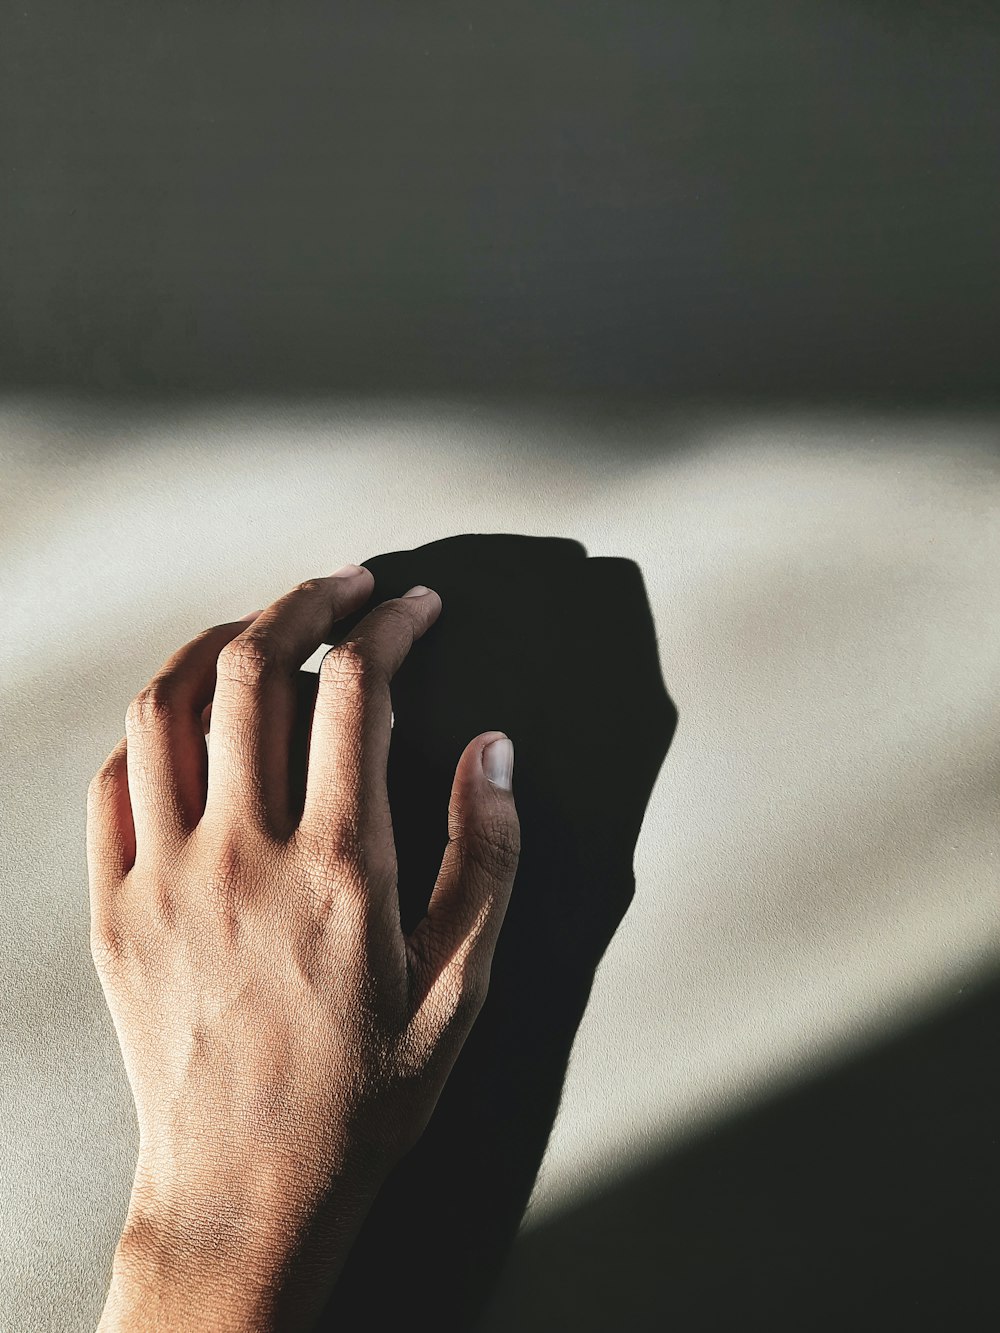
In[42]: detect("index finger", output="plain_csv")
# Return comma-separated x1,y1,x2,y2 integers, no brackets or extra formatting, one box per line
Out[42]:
204,565,376,837
297,585,442,886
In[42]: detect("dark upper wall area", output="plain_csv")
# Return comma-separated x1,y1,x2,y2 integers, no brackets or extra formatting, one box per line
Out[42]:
1,2,997,401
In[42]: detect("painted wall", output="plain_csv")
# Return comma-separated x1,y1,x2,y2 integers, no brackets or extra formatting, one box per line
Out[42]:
1,3,998,1328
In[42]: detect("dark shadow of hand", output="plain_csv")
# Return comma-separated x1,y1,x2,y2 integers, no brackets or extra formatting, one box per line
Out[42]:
290,534,676,1332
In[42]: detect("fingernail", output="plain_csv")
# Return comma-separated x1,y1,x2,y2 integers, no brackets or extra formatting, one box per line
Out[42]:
330,564,369,579
237,609,264,622
483,736,514,790
403,584,432,598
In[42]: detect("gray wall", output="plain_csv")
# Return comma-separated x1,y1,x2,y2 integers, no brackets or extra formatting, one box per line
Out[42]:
2,2,998,399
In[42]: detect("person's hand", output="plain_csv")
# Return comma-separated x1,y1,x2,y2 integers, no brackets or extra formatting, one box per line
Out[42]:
87,565,519,1329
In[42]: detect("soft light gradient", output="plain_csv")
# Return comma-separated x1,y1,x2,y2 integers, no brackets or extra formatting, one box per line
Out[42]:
1,397,998,1327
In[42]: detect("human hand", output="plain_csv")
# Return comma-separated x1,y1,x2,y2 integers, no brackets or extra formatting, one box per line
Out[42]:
87,565,519,1328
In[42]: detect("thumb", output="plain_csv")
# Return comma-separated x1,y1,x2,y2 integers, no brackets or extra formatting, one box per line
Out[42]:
409,731,520,995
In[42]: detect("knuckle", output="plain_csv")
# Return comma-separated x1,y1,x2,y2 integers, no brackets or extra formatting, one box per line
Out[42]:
296,820,396,910
207,830,253,893
89,916,125,973
385,598,418,629
465,815,521,877
382,601,418,646
201,842,257,936
294,576,328,598
327,822,369,879
298,815,365,878
216,635,276,690
321,640,375,690
88,761,119,802
125,680,175,731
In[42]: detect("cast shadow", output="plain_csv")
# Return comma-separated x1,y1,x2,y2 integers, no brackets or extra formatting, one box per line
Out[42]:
284,533,676,1330
476,968,1000,1333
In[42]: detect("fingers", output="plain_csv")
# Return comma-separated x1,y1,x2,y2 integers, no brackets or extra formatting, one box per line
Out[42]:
87,736,135,885
298,586,442,888
204,566,375,835
408,732,520,1000
122,617,265,858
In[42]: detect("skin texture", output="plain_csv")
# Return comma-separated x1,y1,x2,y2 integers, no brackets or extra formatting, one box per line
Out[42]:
86,566,520,1330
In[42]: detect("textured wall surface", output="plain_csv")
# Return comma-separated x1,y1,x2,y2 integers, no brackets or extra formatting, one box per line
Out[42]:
1,399,997,1329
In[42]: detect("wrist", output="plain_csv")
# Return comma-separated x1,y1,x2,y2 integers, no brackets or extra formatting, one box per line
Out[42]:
101,1156,388,1333
100,1217,287,1333
122,1161,310,1277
